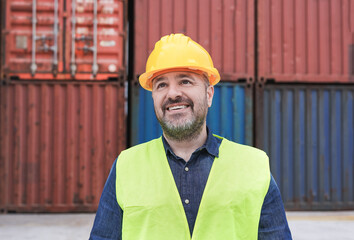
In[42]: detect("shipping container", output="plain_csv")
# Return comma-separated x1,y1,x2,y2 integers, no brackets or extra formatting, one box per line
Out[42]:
255,84,354,210
1,0,126,80
0,82,126,212
134,0,255,82
258,0,354,83
130,81,253,146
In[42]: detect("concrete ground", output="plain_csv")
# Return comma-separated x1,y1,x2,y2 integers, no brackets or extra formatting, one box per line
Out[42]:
286,211,354,240
0,211,353,239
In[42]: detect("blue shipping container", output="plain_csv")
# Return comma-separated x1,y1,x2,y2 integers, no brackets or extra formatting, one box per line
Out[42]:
130,82,253,146
257,84,354,210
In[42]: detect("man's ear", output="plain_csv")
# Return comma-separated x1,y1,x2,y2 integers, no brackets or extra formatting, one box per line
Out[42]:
207,85,214,107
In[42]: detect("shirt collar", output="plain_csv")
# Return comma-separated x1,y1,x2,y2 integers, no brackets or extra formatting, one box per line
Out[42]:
161,127,221,158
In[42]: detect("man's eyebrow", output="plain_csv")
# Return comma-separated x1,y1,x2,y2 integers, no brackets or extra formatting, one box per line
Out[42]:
152,75,167,85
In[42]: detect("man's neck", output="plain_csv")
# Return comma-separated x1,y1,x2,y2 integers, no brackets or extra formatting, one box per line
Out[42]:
163,126,208,162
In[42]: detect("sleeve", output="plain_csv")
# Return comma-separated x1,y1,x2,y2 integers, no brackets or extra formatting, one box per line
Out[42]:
89,158,123,240
258,175,293,240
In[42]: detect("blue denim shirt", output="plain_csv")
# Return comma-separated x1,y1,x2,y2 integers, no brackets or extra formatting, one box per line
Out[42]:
90,130,292,239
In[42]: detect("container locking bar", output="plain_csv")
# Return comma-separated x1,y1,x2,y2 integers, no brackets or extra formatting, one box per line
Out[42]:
31,0,37,76
70,0,76,77
52,0,59,75
92,0,98,77
71,0,98,77
31,0,58,76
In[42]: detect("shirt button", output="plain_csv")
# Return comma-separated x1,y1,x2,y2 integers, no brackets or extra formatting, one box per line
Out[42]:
184,199,190,204
184,167,189,172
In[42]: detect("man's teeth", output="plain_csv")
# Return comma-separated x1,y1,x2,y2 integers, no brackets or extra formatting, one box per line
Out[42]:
169,105,187,110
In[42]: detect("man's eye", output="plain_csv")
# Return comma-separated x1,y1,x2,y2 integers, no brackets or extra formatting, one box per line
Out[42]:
156,82,167,89
181,79,191,85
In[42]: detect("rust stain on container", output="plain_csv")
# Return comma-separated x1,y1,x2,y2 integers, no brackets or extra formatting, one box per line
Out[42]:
1,0,126,81
258,0,354,83
134,0,255,82
0,82,126,212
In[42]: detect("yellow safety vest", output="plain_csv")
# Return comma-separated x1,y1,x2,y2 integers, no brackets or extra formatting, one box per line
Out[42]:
116,137,270,240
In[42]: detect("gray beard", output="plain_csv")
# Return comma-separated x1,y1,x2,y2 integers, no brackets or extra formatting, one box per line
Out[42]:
157,113,206,142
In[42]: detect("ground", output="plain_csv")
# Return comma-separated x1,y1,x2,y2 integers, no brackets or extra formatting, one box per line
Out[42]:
0,211,353,240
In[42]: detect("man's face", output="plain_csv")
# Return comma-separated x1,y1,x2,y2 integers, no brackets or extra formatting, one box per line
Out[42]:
151,71,214,141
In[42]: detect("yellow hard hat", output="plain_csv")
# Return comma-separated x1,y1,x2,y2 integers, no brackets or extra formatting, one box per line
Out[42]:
139,33,220,91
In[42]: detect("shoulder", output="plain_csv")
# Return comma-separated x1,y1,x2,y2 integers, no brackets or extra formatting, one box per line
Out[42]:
117,137,162,166
120,137,161,155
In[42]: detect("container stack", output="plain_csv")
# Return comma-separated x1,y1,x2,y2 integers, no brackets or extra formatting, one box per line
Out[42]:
255,0,353,210
0,0,127,212
0,0,353,213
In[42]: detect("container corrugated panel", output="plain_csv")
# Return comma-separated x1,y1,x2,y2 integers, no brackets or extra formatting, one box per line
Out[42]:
1,0,126,80
0,82,126,212
258,0,354,83
134,0,255,82
130,82,253,146
256,84,354,210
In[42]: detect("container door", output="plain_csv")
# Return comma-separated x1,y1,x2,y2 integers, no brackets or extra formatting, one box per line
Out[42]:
1,0,126,81
2,0,62,79
68,0,125,80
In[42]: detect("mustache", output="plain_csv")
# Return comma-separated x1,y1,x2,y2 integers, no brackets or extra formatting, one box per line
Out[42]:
162,96,194,110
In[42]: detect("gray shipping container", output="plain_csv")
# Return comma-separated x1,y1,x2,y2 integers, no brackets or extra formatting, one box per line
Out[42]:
256,84,354,210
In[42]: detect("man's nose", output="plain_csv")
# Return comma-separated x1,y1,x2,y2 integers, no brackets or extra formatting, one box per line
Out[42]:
166,83,182,99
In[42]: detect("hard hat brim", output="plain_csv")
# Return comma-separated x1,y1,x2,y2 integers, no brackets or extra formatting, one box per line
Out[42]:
139,66,220,91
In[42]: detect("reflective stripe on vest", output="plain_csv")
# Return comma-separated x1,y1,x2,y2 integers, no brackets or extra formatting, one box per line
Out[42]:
116,137,270,240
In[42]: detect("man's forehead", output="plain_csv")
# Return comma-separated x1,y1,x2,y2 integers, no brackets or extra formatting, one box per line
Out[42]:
153,71,201,82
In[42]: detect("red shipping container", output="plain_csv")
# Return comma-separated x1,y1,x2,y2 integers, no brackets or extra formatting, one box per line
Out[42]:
134,0,255,82
258,0,354,83
0,82,126,212
1,0,126,81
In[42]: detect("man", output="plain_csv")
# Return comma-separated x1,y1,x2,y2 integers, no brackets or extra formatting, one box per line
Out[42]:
90,33,292,239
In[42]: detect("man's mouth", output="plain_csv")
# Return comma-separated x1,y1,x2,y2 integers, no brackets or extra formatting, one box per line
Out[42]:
167,104,189,111
163,97,193,113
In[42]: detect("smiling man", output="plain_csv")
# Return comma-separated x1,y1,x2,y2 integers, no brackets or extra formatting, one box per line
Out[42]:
89,34,292,240
151,71,213,161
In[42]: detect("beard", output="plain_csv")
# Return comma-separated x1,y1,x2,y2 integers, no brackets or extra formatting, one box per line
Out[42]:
155,95,208,142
